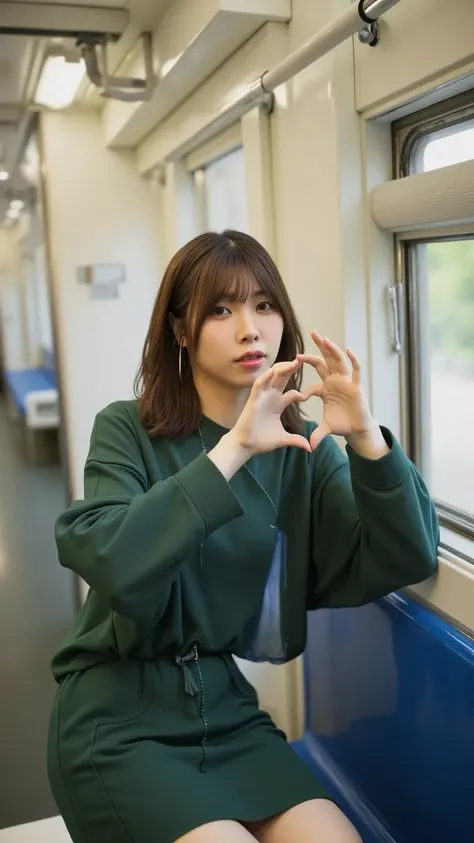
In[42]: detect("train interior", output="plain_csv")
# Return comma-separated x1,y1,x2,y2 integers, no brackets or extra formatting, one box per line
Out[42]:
0,0,473,841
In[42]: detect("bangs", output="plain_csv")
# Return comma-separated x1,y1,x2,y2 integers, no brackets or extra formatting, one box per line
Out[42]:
203,258,280,310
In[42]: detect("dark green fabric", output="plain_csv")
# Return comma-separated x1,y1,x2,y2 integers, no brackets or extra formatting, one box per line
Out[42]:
52,400,438,673
48,656,328,843
48,399,438,843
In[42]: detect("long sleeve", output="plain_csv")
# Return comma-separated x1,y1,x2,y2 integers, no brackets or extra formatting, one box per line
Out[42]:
307,426,439,609
55,403,244,617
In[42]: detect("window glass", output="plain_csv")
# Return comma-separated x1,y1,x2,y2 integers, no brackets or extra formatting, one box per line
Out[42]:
415,238,474,518
419,121,474,172
203,147,248,232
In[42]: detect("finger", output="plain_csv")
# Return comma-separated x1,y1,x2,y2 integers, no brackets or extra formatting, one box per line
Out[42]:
271,359,302,391
311,330,337,374
322,337,351,375
318,334,350,376
252,367,274,392
281,389,309,409
310,420,331,450
281,433,312,453
296,354,329,381
346,347,361,385
271,359,301,377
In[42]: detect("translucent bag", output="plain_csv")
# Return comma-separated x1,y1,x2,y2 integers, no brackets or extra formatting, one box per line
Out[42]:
240,529,288,665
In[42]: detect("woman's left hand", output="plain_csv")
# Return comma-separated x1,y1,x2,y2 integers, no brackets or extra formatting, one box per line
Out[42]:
297,331,384,452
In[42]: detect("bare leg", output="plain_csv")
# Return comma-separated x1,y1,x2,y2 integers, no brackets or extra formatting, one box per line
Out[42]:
246,800,362,843
175,820,257,842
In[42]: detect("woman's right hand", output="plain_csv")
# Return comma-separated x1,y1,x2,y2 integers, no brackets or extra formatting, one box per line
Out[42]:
232,360,311,455
208,360,310,481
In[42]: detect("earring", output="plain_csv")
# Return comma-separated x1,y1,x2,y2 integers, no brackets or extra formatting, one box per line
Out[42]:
178,343,183,383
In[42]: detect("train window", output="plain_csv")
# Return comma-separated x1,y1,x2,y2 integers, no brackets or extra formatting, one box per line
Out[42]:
394,96,474,543
193,146,248,233
414,121,474,173
406,237,474,531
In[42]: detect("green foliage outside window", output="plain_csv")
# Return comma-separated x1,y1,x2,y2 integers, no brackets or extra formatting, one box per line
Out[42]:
428,239,474,369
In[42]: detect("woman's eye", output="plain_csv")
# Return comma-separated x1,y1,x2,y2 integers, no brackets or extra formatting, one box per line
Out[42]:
213,305,230,316
257,301,274,312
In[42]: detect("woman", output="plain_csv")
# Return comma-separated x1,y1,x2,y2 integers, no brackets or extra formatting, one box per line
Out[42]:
48,230,438,843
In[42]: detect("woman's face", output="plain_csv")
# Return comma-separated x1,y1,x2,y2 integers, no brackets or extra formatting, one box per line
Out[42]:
192,278,284,392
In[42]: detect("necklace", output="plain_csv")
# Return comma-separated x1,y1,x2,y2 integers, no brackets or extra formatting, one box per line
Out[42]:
197,425,277,567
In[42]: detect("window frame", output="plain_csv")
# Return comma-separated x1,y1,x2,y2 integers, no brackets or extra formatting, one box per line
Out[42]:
393,89,474,178
396,234,474,543
392,92,474,546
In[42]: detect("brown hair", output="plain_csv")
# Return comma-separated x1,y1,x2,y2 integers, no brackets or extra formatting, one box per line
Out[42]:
135,230,306,438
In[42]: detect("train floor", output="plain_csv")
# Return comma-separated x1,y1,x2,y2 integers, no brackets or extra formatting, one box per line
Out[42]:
0,393,76,832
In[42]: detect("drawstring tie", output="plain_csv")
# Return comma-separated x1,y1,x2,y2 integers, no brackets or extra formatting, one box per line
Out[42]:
175,650,200,696
174,644,208,772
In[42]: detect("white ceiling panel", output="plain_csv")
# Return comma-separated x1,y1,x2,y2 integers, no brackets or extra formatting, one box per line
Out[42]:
0,35,34,106
0,0,173,221
5,0,128,7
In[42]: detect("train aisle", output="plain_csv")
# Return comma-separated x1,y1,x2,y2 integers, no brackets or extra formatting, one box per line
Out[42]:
0,396,76,830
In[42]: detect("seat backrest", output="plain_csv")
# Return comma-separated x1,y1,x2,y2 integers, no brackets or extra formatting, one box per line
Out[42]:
5,368,57,410
300,593,474,843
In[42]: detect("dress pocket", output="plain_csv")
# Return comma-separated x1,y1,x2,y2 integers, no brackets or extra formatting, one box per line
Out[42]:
98,661,156,730
64,660,157,731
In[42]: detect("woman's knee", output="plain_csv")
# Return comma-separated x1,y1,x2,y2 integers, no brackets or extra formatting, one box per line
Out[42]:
175,819,256,842
248,799,362,842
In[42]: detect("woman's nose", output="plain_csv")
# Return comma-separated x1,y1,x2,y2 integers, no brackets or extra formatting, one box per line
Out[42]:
238,312,260,342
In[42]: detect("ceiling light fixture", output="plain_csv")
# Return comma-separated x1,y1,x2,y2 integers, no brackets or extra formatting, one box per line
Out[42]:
34,54,86,110
0,166,9,181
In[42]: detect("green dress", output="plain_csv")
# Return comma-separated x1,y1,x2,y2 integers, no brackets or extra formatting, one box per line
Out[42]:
48,400,438,843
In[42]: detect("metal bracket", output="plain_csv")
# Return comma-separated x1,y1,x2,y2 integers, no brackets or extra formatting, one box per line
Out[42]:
387,283,404,355
78,32,156,103
260,92,275,116
248,75,275,116
358,20,380,47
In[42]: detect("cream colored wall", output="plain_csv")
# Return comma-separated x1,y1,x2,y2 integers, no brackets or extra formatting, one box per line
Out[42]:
269,1,364,405
0,229,29,371
40,110,162,498
137,22,290,171
354,0,474,113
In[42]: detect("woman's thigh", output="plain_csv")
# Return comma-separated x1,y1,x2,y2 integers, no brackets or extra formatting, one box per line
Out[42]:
246,799,362,843
176,820,256,842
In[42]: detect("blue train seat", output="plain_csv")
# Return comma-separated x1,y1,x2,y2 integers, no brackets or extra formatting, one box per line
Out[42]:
5,367,57,414
4,364,59,463
294,592,474,843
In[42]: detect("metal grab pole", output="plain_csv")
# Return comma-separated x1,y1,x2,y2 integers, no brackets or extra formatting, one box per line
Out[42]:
152,0,403,167
361,0,402,21
261,0,402,93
